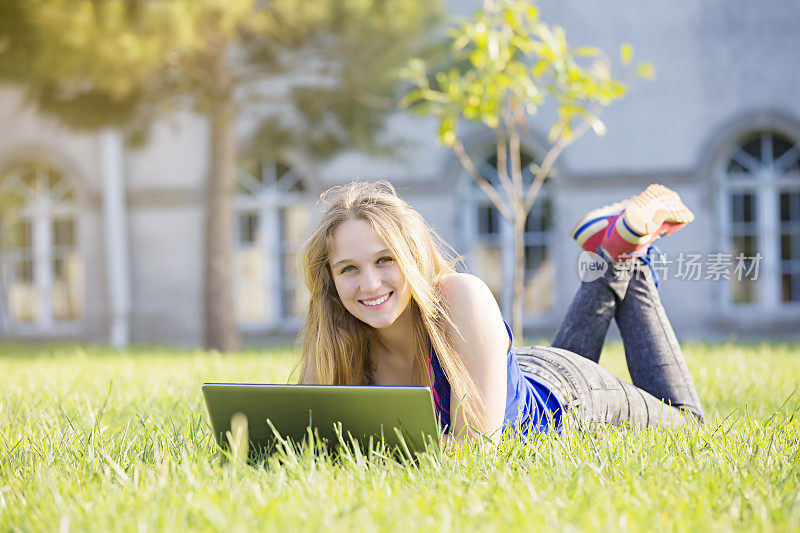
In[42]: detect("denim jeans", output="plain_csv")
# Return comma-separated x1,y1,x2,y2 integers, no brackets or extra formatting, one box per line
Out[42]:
517,250,705,429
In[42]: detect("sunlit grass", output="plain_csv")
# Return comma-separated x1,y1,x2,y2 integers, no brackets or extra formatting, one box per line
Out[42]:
1,341,798,531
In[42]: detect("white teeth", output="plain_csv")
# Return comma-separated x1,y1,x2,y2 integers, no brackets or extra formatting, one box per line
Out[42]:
362,293,390,306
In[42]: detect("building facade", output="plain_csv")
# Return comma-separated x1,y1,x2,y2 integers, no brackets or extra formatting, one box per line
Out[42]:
1,1,799,345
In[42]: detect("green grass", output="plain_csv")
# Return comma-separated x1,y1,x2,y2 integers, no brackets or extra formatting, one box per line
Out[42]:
1,341,799,531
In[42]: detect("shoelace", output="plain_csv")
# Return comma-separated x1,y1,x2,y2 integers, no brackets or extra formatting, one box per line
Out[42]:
637,243,664,290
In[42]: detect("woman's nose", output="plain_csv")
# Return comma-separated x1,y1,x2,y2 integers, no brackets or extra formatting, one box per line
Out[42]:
360,267,382,293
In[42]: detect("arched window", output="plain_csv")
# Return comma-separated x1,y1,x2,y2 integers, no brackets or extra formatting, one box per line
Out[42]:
234,160,311,329
720,130,800,306
0,162,83,332
462,149,554,320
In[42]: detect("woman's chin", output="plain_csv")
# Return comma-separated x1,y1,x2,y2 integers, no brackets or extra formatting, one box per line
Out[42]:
358,311,398,330
363,317,395,329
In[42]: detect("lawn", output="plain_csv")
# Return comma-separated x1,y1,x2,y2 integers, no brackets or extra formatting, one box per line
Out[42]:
1,341,799,531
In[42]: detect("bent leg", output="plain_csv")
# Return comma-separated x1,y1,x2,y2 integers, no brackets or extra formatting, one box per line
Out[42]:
615,264,705,422
516,346,696,429
552,255,630,363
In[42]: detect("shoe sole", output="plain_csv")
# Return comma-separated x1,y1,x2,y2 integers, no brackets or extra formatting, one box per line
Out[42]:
623,184,694,236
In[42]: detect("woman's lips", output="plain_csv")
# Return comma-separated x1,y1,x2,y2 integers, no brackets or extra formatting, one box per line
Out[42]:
359,291,393,308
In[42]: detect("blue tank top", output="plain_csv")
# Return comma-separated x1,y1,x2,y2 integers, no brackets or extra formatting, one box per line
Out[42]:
428,322,563,438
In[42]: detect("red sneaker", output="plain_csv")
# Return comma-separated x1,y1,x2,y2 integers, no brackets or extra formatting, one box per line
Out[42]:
600,184,694,261
570,198,631,253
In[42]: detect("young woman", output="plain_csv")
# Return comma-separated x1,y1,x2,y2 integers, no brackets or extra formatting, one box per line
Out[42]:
297,181,704,442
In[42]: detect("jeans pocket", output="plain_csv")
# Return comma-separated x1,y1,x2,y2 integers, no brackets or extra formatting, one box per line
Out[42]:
516,347,593,422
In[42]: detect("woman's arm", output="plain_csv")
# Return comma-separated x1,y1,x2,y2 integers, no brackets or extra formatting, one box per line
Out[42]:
440,273,509,443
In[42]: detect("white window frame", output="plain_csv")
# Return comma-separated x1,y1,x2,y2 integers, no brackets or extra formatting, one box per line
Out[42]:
234,160,311,332
459,149,556,326
716,130,800,316
0,162,84,337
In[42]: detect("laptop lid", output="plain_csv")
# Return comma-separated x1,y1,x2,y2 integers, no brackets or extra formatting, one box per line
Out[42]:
202,384,441,455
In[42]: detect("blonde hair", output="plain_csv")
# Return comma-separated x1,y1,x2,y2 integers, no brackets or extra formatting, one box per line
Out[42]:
296,180,483,425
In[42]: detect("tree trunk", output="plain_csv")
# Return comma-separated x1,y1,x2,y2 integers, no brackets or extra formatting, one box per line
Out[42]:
506,115,525,342
203,50,240,352
512,212,525,342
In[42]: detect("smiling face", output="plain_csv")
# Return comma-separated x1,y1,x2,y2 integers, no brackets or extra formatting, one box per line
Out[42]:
329,218,413,330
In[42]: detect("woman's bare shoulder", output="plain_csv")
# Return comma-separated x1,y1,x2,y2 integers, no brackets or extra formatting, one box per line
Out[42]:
440,272,494,304
439,273,504,331
439,274,508,371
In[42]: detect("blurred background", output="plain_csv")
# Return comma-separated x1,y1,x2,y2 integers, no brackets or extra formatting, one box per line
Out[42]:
0,0,798,348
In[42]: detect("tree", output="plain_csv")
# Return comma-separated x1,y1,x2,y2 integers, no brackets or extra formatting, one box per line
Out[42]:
0,0,441,351
402,0,653,339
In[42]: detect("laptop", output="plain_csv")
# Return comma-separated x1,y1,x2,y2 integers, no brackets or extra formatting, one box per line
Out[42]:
202,384,441,456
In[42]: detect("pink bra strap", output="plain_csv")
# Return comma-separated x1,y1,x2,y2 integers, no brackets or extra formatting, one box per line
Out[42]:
428,341,449,415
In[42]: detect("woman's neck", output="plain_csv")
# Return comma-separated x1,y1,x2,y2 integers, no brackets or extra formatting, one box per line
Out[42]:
369,303,418,386
372,302,416,362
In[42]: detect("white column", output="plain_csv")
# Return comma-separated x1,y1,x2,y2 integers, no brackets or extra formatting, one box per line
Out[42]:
760,179,781,310
717,177,732,312
100,129,131,348
33,195,53,330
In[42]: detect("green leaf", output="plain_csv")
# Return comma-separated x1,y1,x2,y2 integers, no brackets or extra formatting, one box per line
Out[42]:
470,49,487,68
573,46,600,57
635,62,656,80
620,42,633,66
531,60,549,78
439,115,457,146
482,112,499,129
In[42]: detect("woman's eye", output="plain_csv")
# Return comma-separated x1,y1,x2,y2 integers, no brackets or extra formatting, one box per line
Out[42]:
377,256,393,264
340,265,356,274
